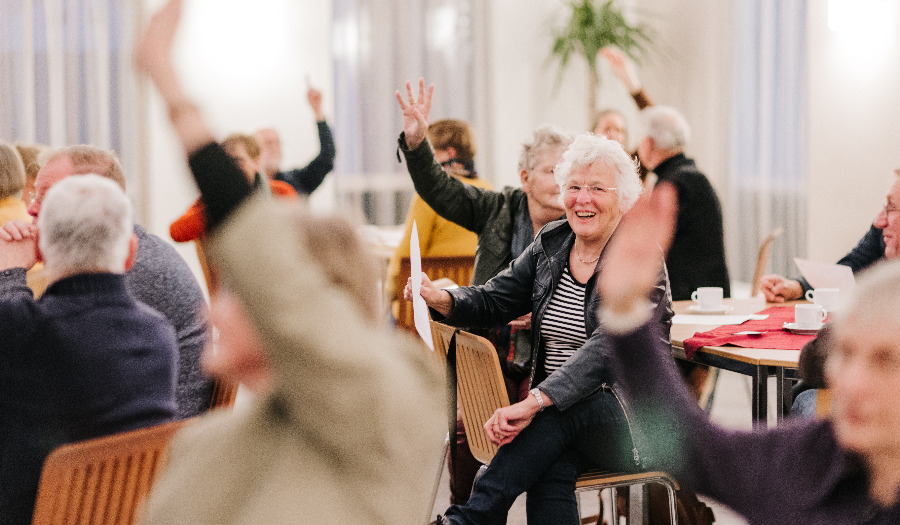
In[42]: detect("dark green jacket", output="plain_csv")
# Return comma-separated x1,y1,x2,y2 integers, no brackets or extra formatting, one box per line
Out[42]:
398,134,528,286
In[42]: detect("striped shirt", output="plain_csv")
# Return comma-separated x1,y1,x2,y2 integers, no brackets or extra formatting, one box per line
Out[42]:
540,264,588,376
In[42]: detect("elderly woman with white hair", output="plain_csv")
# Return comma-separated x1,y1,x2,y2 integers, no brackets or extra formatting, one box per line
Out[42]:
411,132,674,525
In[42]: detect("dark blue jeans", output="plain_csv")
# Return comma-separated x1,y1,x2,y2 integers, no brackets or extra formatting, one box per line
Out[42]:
443,389,635,525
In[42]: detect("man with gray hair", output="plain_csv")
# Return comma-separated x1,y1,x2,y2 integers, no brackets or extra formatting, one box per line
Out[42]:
638,105,730,303
22,145,212,419
0,175,177,524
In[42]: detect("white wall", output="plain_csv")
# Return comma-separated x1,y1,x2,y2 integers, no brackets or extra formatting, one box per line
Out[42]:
806,0,900,262
138,0,333,286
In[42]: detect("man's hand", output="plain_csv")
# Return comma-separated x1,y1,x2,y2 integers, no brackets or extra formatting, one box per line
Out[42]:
600,47,642,94
0,221,39,271
484,396,543,446
598,183,678,313
307,87,325,121
132,0,182,96
395,78,433,150
759,275,802,302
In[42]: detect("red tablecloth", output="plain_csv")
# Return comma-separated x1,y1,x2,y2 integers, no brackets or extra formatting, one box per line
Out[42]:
682,306,819,359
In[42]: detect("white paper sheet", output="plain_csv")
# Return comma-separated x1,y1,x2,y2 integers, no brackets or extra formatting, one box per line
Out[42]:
794,258,856,292
672,314,769,325
410,221,434,350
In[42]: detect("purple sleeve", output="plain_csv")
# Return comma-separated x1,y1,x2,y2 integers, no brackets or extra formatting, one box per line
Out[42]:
608,319,834,519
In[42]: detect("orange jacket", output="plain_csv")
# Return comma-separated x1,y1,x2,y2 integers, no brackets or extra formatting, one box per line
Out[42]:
170,179,298,242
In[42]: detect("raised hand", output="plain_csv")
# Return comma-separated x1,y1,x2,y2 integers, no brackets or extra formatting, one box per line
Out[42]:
600,47,642,94
134,0,214,153
133,0,182,90
307,87,325,121
395,78,433,150
598,182,678,314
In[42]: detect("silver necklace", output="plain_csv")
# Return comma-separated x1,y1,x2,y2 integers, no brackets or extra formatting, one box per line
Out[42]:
575,245,601,264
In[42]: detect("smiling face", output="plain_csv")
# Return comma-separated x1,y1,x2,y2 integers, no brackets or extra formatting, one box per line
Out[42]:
873,175,900,259
562,161,623,244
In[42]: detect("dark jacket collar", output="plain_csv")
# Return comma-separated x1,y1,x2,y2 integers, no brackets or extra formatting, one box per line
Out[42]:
45,273,128,298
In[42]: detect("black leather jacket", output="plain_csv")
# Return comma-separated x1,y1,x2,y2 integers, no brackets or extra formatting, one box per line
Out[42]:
437,219,674,411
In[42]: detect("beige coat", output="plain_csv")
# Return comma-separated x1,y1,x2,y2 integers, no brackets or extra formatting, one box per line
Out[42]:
143,196,447,524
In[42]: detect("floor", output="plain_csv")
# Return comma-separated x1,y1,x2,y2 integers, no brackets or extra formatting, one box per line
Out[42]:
428,368,783,524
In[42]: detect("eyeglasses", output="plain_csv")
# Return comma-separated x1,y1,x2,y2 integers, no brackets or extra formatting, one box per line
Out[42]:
565,184,617,196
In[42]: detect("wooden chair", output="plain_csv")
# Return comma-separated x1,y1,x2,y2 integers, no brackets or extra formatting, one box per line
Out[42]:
208,378,239,410
31,418,194,525
395,255,475,332
750,227,784,297
431,322,679,524
815,388,832,419
192,240,240,412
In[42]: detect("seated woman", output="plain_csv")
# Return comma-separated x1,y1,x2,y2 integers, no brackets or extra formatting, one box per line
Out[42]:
169,132,297,243
134,2,447,522
597,185,900,523
411,132,673,524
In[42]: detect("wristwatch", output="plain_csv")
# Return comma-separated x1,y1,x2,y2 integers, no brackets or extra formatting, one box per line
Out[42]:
529,388,545,412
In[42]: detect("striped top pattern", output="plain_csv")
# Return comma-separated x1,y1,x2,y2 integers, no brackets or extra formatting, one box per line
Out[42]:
539,264,588,376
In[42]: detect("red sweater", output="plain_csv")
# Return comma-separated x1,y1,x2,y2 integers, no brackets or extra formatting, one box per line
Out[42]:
170,179,297,242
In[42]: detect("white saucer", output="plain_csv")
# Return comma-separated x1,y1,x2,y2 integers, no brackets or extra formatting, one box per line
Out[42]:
688,304,734,314
783,322,822,335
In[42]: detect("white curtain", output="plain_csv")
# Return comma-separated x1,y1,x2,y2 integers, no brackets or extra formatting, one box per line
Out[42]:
728,0,808,280
331,0,475,225
0,0,140,210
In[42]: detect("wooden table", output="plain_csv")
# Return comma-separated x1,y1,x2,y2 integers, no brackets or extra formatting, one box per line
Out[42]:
670,298,805,427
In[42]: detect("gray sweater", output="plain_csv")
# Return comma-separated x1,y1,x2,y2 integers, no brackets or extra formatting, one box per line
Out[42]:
128,225,212,418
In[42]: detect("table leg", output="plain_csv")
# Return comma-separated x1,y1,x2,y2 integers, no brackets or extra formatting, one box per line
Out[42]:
752,365,768,428
776,367,793,421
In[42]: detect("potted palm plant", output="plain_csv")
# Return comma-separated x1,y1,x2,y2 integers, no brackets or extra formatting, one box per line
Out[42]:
550,0,652,116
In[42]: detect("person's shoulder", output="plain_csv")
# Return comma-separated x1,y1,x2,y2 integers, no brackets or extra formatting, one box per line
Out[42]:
532,219,571,250
269,179,298,198
465,177,494,190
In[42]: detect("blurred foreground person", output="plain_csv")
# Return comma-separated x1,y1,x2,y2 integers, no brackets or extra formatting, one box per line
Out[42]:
135,2,446,523
0,175,177,524
597,182,900,524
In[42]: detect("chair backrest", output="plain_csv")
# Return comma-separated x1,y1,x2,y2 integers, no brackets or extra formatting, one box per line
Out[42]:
396,255,475,332
31,418,193,525
452,329,510,465
751,227,783,297
815,388,832,419
430,320,458,362
208,378,239,410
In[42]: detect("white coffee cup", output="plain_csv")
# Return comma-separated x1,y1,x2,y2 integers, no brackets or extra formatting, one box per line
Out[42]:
805,287,840,314
795,304,827,329
691,287,724,311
